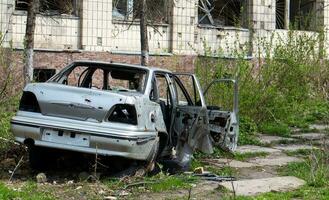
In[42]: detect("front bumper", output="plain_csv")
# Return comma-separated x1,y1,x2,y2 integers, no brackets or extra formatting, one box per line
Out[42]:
11,112,157,160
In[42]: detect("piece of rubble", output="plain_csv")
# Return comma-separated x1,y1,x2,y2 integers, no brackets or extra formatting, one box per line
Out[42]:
219,176,305,196
236,145,281,154
292,133,326,140
36,173,47,183
194,167,204,174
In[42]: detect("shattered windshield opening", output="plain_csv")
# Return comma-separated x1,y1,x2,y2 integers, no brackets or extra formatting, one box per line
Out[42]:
49,63,148,93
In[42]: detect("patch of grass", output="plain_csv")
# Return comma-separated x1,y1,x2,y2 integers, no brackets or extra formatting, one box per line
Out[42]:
0,181,54,200
233,152,269,161
206,166,236,177
259,122,291,137
194,147,268,162
105,173,198,194
146,175,196,192
284,149,314,157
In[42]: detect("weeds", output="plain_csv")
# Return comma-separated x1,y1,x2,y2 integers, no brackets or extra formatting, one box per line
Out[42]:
196,30,329,144
0,182,54,200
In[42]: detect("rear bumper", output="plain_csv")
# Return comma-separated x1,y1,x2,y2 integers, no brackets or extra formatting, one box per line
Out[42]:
11,112,157,160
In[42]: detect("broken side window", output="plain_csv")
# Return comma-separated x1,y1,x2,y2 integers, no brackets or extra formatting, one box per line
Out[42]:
276,0,317,31
112,0,169,23
33,68,56,82
15,0,79,16
198,0,249,28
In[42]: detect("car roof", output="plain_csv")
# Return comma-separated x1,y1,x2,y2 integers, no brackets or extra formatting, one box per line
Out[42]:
72,60,172,74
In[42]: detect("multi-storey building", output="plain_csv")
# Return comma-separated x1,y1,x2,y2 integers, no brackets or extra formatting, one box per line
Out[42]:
0,0,328,78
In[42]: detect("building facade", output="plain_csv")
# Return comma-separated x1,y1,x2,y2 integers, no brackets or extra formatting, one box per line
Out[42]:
0,0,328,73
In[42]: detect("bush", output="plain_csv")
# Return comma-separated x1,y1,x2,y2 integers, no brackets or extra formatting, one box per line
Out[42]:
196,31,329,139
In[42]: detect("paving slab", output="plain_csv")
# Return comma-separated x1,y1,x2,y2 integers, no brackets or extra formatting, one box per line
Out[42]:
309,124,329,131
248,155,303,166
236,145,281,154
259,135,296,144
219,176,305,196
292,133,327,140
273,144,315,151
202,158,259,168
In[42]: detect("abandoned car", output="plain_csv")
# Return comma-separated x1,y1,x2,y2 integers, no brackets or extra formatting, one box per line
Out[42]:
11,61,238,169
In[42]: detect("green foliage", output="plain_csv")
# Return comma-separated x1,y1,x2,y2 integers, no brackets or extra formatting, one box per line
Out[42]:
280,153,329,187
0,182,54,200
259,122,291,137
196,30,329,140
238,116,261,145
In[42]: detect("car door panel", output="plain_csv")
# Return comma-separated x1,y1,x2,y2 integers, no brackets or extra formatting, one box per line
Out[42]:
204,79,239,152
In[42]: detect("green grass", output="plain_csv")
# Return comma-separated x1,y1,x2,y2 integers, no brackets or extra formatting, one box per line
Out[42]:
105,173,198,193
259,122,291,137
233,152,269,161
284,149,314,157
0,182,54,200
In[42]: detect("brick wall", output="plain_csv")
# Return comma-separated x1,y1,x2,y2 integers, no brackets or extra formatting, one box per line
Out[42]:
11,50,197,90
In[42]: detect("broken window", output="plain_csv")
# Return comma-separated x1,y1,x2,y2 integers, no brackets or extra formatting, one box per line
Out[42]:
198,0,249,28
276,0,286,29
15,0,28,11
112,0,169,23
33,69,56,82
290,0,316,31
15,0,79,16
276,0,317,31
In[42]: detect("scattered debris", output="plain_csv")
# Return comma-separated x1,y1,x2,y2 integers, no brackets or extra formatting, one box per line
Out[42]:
194,172,236,182
193,167,204,174
9,156,24,182
36,173,47,183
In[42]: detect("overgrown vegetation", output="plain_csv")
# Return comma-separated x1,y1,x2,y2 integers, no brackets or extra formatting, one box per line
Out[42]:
0,32,20,151
196,30,329,144
0,182,54,200
222,144,329,200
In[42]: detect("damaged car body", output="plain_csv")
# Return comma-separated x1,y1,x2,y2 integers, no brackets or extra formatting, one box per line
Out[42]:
11,61,238,170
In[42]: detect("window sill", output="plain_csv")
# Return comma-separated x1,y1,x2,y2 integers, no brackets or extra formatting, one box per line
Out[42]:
112,19,169,27
197,24,249,32
13,10,79,19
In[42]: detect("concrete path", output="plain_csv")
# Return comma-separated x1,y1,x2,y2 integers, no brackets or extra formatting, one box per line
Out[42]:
212,125,327,197
219,176,306,196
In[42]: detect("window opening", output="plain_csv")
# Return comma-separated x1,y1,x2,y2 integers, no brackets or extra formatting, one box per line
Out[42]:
198,0,248,28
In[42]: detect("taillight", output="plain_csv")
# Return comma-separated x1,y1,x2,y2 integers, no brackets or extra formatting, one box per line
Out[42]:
19,92,41,113
108,104,137,125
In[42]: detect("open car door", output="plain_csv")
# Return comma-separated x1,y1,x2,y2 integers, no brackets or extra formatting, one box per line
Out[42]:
204,79,239,152
171,74,213,159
